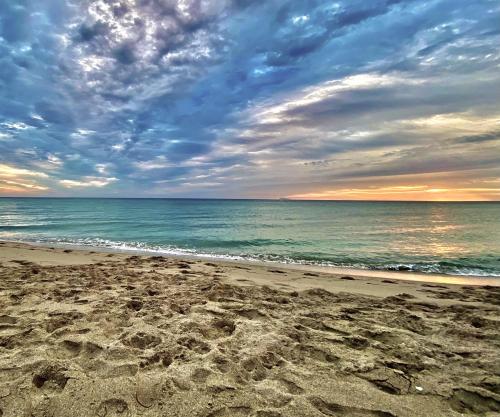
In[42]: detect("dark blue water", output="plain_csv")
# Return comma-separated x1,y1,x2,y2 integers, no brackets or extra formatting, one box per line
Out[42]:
1,198,499,277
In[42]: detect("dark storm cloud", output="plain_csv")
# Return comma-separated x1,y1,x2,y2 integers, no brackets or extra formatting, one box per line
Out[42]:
0,0,499,197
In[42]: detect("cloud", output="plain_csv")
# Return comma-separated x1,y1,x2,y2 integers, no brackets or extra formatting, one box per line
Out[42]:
244,72,423,126
59,176,118,188
1,122,31,130
0,179,48,191
288,184,500,201
95,163,112,174
134,157,172,171
0,163,49,179
0,0,499,198
454,131,500,144
0,163,50,194
46,154,63,168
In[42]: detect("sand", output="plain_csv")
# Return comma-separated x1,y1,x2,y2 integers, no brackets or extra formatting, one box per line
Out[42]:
0,241,499,417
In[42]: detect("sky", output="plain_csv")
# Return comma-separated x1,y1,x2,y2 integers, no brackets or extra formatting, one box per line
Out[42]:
0,0,499,201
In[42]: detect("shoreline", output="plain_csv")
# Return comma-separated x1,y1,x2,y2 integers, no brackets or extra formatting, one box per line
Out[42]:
1,239,499,287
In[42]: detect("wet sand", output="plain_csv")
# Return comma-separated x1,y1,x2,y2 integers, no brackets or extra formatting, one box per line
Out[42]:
0,241,499,416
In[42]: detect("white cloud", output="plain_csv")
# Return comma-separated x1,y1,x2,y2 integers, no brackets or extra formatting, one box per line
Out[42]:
76,129,95,136
246,72,425,126
0,179,48,191
47,153,63,167
31,113,44,121
111,143,125,151
0,132,13,141
59,176,118,188
134,156,172,170
401,113,500,135
292,15,309,25
95,163,111,174
0,164,50,193
0,163,49,178
1,122,31,130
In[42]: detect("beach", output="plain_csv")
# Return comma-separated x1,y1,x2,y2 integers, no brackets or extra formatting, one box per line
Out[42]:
0,241,499,417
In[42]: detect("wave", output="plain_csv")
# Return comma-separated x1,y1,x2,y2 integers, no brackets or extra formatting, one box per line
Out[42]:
5,236,500,278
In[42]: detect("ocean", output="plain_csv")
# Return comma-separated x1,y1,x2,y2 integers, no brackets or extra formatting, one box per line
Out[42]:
1,198,499,277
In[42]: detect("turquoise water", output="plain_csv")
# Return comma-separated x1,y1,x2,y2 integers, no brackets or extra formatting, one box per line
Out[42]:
1,198,499,277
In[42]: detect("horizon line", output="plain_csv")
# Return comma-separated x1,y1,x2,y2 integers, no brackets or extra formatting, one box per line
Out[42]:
0,196,498,203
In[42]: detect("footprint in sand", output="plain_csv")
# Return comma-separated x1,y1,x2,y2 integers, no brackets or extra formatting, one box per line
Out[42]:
32,363,69,391
177,336,210,354
343,335,370,350
123,331,162,350
211,355,231,373
277,378,305,395
45,311,84,333
96,399,130,417
191,368,212,384
125,299,143,311
241,357,268,382
449,388,500,415
60,339,82,357
83,341,104,358
201,318,236,339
